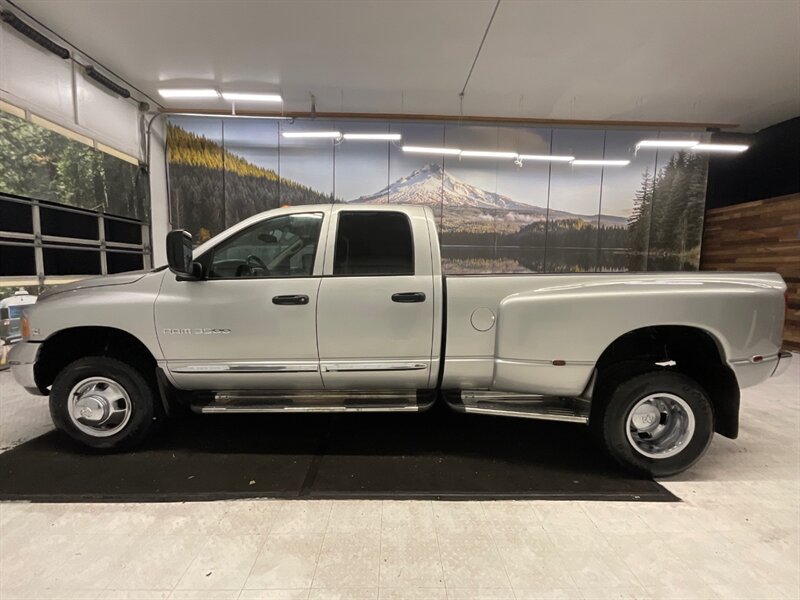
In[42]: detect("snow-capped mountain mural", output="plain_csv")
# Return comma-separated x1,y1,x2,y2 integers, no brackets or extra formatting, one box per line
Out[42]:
353,163,627,228
355,163,533,211
164,117,708,275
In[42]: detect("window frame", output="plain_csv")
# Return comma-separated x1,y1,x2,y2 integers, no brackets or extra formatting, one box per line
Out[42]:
331,210,416,277
198,211,326,281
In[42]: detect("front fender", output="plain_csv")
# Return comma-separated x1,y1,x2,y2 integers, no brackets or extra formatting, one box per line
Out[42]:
26,270,167,361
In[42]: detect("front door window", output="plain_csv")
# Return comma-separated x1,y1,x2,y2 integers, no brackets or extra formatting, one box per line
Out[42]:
207,212,323,279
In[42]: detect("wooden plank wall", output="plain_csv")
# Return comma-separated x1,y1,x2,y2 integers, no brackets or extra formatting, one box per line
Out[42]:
700,193,800,350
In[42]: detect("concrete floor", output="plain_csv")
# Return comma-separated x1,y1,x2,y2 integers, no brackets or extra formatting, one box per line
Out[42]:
0,359,798,600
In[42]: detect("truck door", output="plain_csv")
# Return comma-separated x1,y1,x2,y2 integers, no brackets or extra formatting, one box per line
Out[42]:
155,210,327,390
316,208,436,389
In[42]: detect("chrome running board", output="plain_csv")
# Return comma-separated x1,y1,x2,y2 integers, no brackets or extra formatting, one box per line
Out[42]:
455,390,590,424
194,390,430,414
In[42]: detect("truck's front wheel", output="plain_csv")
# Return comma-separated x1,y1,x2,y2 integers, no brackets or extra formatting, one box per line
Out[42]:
594,370,714,477
50,356,159,450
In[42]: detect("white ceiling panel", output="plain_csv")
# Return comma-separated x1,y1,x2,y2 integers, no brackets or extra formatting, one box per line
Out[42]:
8,0,800,130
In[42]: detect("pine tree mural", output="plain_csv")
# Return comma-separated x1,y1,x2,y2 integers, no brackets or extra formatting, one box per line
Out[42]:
626,151,708,271
628,168,654,270
0,109,146,219
166,123,334,238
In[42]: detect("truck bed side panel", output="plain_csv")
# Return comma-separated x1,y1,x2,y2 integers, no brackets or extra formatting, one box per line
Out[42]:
443,273,786,395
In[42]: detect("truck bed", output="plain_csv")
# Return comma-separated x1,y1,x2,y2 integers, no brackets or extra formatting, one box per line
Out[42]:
442,272,787,395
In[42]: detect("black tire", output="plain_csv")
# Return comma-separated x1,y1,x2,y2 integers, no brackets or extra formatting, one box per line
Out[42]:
49,356,160,451
593,370,714,477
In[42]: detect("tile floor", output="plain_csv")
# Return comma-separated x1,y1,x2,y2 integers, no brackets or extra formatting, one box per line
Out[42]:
0,358,798,600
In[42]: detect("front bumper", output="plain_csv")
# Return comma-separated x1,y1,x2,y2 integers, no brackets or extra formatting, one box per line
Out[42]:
772,350,793,378
7,341,45,395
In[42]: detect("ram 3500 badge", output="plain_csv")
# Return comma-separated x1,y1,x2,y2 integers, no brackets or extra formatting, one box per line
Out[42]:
9,204,792,476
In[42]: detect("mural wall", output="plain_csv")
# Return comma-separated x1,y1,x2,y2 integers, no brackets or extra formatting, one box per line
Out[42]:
166,116,710,273
0,108,148,221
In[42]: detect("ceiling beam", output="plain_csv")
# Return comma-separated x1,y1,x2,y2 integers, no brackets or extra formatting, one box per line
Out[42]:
158,108,738,130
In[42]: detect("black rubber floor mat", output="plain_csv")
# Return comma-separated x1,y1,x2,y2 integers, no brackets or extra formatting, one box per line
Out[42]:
0,406,678,502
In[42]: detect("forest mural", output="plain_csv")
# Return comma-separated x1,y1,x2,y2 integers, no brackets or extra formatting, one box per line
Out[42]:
627,154,708,270
0,108,147,220
166,117,709,273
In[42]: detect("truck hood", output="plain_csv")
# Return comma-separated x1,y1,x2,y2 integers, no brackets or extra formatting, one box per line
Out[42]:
38,271,149,301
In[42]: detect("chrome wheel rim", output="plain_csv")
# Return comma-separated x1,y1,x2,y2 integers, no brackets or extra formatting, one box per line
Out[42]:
625,393,695,459
67,377,132,437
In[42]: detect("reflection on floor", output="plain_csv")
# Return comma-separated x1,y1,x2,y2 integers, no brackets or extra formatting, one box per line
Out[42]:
0,359,798,600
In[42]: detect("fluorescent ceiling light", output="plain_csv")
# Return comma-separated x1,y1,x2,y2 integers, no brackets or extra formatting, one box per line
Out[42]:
164,112,291,120
460,150,518,159
402,145,461,155
691,143,749,153
636,140,699,149
158,88,219,99
518,154,575,162
221,92,282,102
572,159,631,166
282,131,342,139
342,133,402,141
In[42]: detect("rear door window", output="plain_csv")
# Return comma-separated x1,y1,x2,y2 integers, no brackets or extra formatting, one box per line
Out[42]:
333,211,414,276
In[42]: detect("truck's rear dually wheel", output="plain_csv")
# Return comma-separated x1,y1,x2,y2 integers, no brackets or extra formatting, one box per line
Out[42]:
50,356,159,450
594,370,714,477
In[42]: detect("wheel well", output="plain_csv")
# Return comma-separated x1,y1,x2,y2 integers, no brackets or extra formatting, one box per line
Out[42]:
35,327,157,393
594,325,740,439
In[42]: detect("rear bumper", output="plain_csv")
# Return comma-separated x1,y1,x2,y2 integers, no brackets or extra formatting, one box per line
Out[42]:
7,341,45,395
772,351,793,378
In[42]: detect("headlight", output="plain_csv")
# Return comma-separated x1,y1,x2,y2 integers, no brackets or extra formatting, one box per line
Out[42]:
21,316,30,340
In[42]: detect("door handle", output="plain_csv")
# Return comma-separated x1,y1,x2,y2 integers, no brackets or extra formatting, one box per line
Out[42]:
391,292,426,303
272,294,309,305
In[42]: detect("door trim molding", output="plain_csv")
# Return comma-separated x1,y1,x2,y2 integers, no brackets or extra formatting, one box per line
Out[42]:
171,361,319,373
322,362,428,372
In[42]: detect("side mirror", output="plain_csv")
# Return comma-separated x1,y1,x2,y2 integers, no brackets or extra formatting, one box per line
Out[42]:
166,230,201,279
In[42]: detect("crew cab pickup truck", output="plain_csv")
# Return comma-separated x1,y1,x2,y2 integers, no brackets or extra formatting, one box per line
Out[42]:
9,204,792,476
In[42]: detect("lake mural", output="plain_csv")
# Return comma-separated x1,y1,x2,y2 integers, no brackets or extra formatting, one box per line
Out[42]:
165,117,709,273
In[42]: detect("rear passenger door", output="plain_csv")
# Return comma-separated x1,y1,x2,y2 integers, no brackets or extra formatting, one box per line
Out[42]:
316,208,435,389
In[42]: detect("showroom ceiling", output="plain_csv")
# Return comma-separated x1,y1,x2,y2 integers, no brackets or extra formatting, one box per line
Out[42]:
8,0,800,131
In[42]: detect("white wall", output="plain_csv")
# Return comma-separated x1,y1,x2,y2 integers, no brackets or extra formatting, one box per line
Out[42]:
0,19,142,159
148,117,170,266
0,14,170,266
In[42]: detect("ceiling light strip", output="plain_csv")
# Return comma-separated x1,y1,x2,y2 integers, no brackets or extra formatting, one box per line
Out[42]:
402,146,462,155
163,112,292,120
460,150,518,159
342,133,402,141
221,92,282,102
636,140,699,149
282,131,342,139
518,154,575,162
159,89,219,99
690,144,749,153
571,159,631,166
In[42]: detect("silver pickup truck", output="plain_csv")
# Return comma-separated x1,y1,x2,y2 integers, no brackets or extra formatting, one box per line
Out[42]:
9,204,792,476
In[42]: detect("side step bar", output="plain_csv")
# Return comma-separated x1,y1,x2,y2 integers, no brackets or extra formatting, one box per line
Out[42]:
453,390,590,424
193,390,432,414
